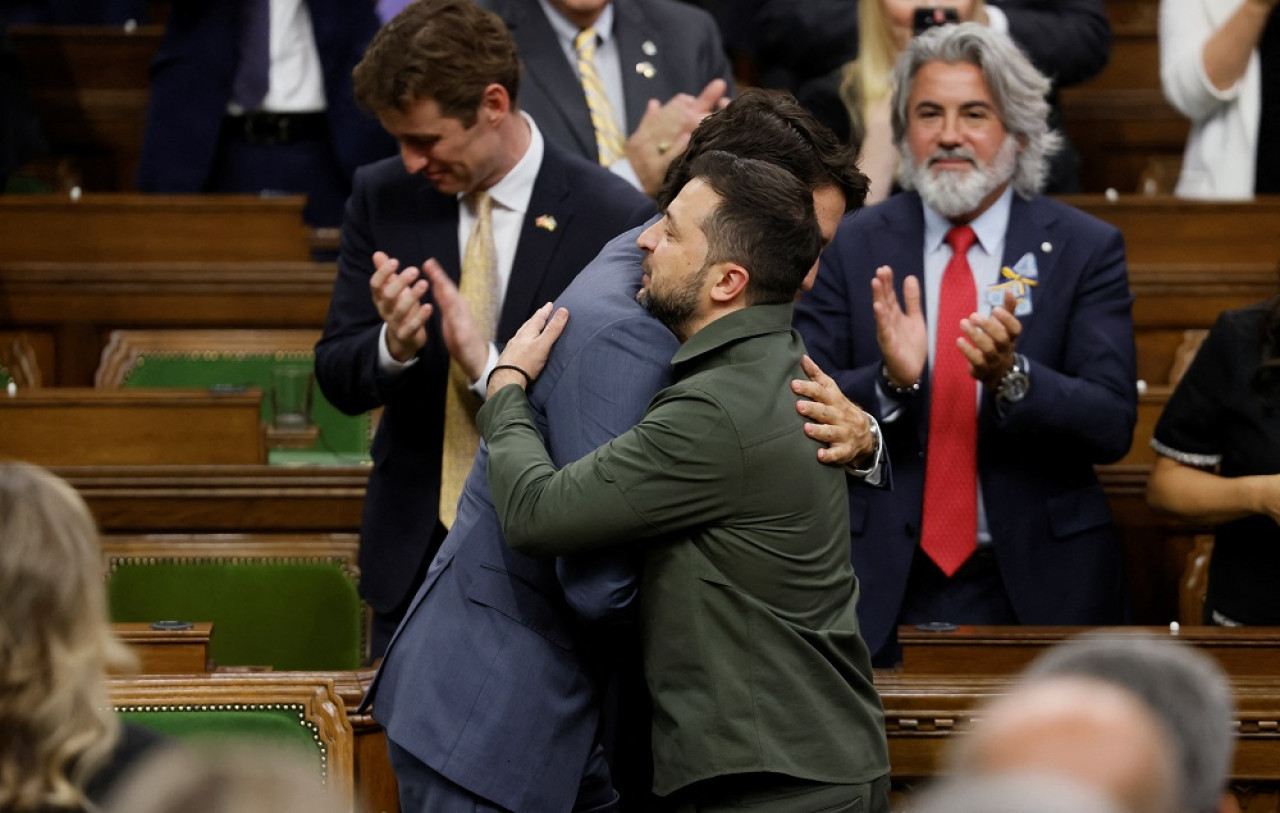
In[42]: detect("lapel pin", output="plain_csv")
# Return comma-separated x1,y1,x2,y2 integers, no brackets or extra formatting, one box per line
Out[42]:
535,214,558,232
1040,241,1052,253
636,61,656,79
642,40,657,56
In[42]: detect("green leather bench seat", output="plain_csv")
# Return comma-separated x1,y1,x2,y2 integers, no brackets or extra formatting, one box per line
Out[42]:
107,559,364,671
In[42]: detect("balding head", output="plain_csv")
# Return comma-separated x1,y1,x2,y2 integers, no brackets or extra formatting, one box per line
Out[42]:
1025,632,1235,813
953,676,1178,813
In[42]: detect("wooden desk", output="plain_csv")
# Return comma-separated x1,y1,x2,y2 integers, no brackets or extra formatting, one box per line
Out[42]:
877,672,1280,805
0,260,334,385
60,464,368,533
897,625,1280,680
0,388,265,465
113,621,212,673
1058,195,1280,266
0,194,313,263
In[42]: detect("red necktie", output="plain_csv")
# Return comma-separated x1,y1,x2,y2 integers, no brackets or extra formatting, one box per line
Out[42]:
920,225,978,576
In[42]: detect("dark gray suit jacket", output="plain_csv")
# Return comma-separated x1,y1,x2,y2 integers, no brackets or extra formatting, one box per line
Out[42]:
479,0,734,163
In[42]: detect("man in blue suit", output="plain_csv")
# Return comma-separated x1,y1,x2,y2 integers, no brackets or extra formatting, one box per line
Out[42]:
366,89,879,812
313,0,653,662
795,23,1137,668
135,0,396,226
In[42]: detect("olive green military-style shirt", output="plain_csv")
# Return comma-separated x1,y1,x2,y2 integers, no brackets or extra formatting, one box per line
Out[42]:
479,302,890,796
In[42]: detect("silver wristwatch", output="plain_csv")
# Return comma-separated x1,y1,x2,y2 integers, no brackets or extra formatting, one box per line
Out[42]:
996,354,1030,403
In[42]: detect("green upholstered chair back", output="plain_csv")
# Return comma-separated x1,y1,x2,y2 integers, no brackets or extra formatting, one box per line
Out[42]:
119,705,326,770
95,330,371,462
109,674,355,798
106,551,365,671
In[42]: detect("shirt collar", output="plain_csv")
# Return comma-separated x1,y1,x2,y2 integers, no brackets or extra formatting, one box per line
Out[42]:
463,111,543,215
921,184,1014,255
671,303,796,367
539,0,615,45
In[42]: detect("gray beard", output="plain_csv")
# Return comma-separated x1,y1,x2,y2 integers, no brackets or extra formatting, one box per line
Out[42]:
902,135,1019,220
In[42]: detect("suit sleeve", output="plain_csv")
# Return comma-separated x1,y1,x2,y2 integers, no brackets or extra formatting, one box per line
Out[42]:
481,383,740,558
313,167,428,414
546,313,674,621
993,0,1112,87
992,225,1137,463
794,240,886,422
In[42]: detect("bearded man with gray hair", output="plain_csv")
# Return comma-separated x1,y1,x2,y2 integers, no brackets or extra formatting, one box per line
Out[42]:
795,22,1137,667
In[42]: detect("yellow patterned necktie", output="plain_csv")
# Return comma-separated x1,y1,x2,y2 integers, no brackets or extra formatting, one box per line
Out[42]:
438,190,496,528
574,27,626,167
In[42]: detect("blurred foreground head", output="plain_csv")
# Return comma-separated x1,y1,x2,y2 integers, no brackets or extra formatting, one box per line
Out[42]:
0,461,133,810
950,674,1178,813
105,744,346,813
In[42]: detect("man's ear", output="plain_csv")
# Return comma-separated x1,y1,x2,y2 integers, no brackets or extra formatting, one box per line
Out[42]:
708,262,749,304
478,83,510,125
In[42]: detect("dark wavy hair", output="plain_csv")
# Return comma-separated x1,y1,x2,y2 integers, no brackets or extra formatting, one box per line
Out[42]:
353,0,521,125
660,88,867,215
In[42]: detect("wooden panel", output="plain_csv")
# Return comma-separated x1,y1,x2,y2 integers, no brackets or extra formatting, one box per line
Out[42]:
878,672,1280,803
113,621,212,673
9,24,162,191
296,668,396,813
103,533,360,578
1121,385,1170,466
897,625,1280,679
0,388,265,465
1059,195,1280,266
0,195,312,263
1057,0,1186,193
59,465,368,533
0,261,334,385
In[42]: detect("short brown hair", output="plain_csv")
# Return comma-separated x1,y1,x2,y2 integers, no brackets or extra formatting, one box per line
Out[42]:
353,0,521,125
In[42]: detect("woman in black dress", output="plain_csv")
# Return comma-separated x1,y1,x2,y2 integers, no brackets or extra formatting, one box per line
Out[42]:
1148,296,1280,625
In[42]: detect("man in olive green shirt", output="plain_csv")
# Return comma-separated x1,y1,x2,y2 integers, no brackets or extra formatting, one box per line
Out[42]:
480,151,890,812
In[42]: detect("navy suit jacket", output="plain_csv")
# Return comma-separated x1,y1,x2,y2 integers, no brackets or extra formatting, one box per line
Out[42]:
794,191,1136,657
314,139,652,614
366,224,674,812
135,0,393,192
479,0,733,164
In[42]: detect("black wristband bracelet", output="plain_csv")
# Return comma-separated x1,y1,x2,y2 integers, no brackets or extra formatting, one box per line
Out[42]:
488,363,533,390
878,364,921,399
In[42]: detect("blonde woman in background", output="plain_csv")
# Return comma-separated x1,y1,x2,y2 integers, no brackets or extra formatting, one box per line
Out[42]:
0,462,165,812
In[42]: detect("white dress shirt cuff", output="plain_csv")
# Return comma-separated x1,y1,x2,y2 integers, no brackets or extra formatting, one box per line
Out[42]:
377,323,419,374
470,343,500,399
844,413,886,485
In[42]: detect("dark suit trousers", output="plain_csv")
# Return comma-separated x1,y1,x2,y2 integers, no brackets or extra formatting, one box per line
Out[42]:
387,735,619,813
874,547,1018,667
